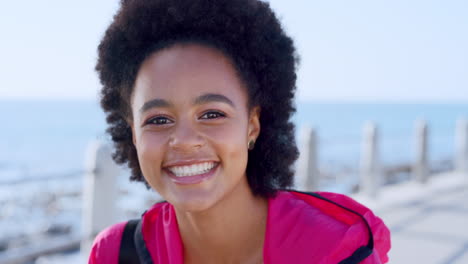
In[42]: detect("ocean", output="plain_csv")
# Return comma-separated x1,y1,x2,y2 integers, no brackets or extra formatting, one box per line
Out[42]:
1,100,467,183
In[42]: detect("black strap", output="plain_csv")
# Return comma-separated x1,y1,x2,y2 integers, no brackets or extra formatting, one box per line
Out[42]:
119,219,154,264
338,246,373,264
134,219,154,264
119,219,140,264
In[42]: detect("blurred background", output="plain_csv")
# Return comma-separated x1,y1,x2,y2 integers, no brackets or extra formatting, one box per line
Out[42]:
1,0,467,263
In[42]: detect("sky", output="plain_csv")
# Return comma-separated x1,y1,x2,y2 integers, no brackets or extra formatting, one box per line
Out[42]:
0,0,467,102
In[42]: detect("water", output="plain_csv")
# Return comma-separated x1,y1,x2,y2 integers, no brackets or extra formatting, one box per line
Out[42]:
1,99,467,181
0,100,107,182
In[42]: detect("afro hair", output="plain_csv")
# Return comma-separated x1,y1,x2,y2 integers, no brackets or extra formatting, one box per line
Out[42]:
96,0,299,197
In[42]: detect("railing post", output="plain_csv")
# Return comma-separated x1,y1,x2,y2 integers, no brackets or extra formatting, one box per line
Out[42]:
80,141,120,258
305,127,319,191
455,118,468,174
296,127,319,191
360,122,380,197
414,120,429,183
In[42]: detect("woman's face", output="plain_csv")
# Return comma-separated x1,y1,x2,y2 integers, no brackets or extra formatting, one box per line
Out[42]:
130,44,260,212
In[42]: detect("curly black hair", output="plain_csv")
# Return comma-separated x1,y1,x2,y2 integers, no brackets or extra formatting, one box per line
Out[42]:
96,0,299,197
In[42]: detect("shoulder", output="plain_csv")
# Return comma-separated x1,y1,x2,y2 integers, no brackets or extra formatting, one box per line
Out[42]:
88,221,127,264
272,191,374,231
268,191,391,263
87,202,173,264
306,192,391,263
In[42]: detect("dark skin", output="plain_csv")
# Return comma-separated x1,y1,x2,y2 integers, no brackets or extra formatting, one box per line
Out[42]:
129,44,267,263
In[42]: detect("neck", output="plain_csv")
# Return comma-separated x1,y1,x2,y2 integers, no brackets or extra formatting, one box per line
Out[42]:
174,179,268,264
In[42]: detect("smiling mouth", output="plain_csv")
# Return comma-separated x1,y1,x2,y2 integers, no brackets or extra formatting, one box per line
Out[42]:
166,162,218,177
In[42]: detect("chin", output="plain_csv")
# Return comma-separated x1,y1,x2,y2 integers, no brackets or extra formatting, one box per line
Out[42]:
167,189,222,213
174,201,214,213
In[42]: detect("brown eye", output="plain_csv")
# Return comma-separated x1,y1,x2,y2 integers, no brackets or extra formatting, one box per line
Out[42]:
200,111,226,119
146,116,173,125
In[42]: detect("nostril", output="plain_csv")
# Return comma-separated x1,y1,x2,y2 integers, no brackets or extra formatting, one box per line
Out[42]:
168,133,205,150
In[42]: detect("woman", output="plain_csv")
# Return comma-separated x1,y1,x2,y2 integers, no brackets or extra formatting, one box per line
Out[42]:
89,0,391,263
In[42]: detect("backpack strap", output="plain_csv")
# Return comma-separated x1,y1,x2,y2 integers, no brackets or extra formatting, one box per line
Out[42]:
118,219,154,264
119,219,140,264
291,191,374,264
338,246,374,264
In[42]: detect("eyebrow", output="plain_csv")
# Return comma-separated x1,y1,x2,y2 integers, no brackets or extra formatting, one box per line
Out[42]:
139,98,172,113
139,93,235,114
193,93,235,108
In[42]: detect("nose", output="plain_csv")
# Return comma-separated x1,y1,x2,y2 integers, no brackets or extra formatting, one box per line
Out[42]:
168,119,205,151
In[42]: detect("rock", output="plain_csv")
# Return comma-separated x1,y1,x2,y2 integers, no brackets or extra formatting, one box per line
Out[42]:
0,240,8,252
45,224,71,236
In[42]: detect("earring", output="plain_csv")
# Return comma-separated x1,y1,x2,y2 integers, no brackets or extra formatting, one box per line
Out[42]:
248,139,255,150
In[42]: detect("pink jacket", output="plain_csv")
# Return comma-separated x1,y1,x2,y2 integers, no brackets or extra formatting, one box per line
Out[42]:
89,191,391,263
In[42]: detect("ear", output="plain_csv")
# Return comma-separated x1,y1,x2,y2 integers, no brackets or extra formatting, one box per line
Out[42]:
248,106,261,140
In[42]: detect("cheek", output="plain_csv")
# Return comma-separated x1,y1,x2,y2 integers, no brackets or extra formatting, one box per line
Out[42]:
204,122,249,163
135,133,166,174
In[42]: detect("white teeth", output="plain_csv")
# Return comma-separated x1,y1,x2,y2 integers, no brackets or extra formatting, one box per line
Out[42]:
168,162,216,177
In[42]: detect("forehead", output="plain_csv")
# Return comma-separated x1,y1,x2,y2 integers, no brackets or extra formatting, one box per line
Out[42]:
132,44,248,108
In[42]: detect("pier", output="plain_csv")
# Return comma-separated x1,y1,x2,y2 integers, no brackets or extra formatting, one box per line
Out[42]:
354,171,468,264
1,118,467,264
